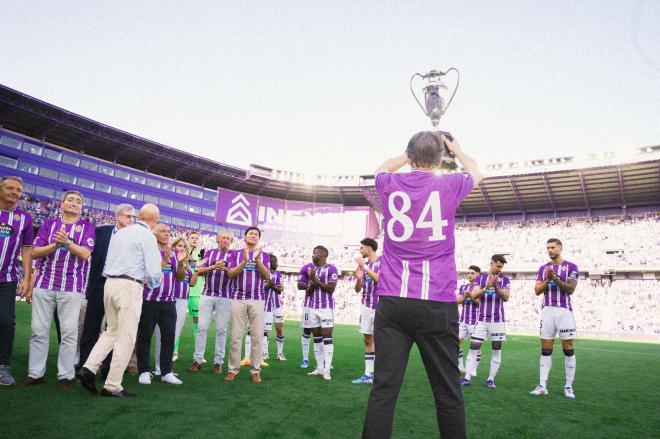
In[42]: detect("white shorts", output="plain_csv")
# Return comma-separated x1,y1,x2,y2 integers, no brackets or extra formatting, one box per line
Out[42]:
473,321,506,342
359,305,376,335
263,311,273,332
301,306,312,328
458,322,477,340
273,307,284,324
303,308,334,329
540,306,576,340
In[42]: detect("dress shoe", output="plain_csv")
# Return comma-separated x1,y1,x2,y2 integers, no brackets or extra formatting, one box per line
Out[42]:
188,362,203,373
213,364,222,375
58,378,74,390
224,372,237,381
100,388,137,399
250,373,262,383
17,376,44,387
77,367,98,395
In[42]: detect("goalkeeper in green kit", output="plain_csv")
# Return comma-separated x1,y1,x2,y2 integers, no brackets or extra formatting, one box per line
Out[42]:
185,232,205,362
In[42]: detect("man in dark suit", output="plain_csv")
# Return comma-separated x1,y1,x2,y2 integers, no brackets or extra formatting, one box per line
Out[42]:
78,204,136,376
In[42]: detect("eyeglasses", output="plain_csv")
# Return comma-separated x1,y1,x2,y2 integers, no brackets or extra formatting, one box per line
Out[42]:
122,214,137,219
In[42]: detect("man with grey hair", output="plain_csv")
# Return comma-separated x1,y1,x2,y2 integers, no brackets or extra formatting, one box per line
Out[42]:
18,190,96,389
78,203,136,374
0,176,34,386
78,203,162,398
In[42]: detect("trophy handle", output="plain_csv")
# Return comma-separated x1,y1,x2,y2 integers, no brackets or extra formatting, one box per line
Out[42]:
442,67,460,115
409,73,429,116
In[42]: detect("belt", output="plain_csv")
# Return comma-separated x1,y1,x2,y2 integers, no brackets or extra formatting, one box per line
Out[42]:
107,275,143,285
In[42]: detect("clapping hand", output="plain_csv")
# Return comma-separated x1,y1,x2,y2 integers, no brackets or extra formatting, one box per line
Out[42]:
545,266,556,281
54,226,68,247
354,257,365,268
177,248,189,264
355,267,364,281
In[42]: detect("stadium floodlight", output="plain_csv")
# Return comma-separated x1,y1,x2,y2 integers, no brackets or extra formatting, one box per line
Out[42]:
410,68,461,170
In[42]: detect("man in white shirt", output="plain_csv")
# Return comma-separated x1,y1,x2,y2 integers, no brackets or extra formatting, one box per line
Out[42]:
78,204,163,398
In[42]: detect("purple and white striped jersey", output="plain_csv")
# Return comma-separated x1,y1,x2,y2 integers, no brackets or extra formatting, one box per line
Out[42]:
475,273,510,323
33,217,95,294
201,248,234,298
360,258,380,310
536,260,578,311
143,251,178,302
299,262,315,308
458,283,479,325
229,250,270,301
265,270,283,312
173,267,193,300
309,264,338,310
375,171,474,302
0,207,34,282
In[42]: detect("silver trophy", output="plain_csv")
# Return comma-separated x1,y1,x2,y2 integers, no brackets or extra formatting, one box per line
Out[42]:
410,68,460,169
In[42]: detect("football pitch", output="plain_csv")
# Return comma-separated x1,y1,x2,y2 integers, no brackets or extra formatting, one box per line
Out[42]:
2,302,659,439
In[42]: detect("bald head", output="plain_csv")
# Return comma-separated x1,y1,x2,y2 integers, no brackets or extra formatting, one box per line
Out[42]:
138,203,160,228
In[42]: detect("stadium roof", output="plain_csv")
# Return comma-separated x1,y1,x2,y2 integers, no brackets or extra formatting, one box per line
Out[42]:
1,83,658,217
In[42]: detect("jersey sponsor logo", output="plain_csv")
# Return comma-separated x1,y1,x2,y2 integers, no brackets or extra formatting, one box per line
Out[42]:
163,262,173,273
491,332,506,337
485,287,496,295
243,260,257,271
548,281,558,286
0,223,15,238
559,328,575,334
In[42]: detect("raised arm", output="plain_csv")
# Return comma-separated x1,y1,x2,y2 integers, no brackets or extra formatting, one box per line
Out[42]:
442,136,483,186
374,153,410,175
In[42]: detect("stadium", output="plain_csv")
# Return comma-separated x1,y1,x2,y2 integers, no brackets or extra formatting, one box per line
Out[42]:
1,80,659,438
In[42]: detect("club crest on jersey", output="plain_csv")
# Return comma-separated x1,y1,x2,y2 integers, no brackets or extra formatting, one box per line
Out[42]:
75,225,82,233
13,213,21,221
561,265,567,271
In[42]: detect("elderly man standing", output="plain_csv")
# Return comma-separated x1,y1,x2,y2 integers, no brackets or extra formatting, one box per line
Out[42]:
19,190,95,389
78,204,136,376
0,176,34,387
77,204,162,398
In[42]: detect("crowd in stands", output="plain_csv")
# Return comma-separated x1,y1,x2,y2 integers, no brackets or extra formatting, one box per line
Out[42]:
18,194,659,337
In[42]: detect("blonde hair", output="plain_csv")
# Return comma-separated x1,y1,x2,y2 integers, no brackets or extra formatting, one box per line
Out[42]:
171,236,189,252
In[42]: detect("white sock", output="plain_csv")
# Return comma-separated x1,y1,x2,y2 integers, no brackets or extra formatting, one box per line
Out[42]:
365,351,375,376
313,337,324,369
323,337,334,372
276,336,284,355
540,355,552,387
465,349,480,380
244,334,251,358
458,349,464,371
302,334,311,361
262,334,269,358
488,350,502,381
565,354,576,388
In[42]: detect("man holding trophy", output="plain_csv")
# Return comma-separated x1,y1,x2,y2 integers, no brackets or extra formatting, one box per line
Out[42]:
362,68,483,439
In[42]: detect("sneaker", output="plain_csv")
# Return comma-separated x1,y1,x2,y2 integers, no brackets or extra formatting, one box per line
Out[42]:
138,372,153,385
460,378,471,387
0,365,16,387
240,358,252,367
277,353,287,361
260,360,269,367
307,368,324,376
351,374,373,384
486,379,496,389
161,373,183,385
300,359,309,369
154,369,161,376
564,387,576,399
529,385,548,396
201,358,207,364
172,353,178,362
323,371,332,381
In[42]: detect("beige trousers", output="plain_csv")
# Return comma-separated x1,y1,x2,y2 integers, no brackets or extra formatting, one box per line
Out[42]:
228,300,264,375
83,278,143,393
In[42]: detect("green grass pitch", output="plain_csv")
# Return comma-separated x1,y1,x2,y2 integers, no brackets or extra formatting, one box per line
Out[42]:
2,302,659,438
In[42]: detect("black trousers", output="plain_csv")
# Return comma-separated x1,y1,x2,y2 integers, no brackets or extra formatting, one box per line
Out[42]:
136,300,176,375
0,282,17,365
363,296,466,439
79,282,111,373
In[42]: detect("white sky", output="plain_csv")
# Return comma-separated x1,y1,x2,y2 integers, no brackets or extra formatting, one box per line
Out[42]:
2,1,659,176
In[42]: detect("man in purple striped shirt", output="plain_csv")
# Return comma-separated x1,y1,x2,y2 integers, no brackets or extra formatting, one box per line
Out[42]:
225,226,270,383
298,258,317,368
363,133,481,439
456,265,481,374
304,246,338,381
462,255,511,389
352,237,380,385
530,238,579,400
268,255,286,361
19,190,95,389
189,231,234,375
136,224,186,386
0,176,34,387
